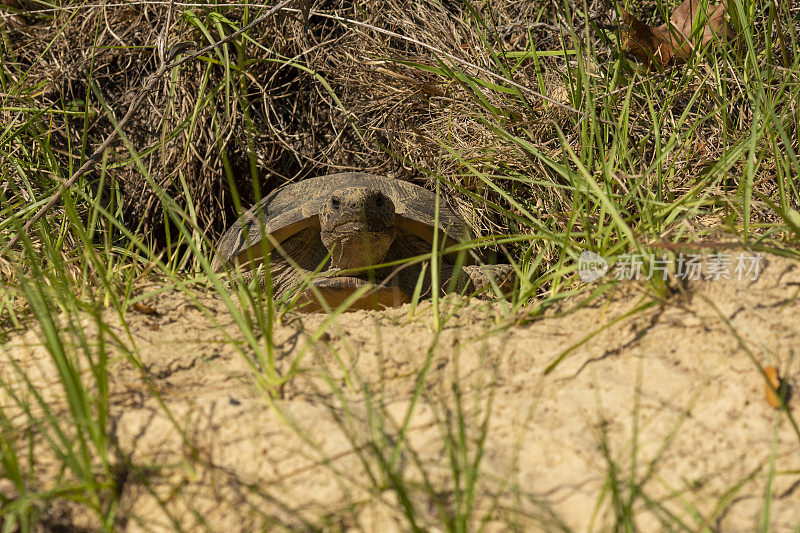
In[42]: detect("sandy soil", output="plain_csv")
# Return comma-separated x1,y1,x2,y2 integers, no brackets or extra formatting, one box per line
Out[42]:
2,252,800,531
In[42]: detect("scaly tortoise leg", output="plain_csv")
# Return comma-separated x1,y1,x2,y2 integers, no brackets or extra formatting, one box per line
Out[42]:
440,263,517,298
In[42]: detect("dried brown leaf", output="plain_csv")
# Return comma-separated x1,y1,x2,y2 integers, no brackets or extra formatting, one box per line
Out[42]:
132,302,159,316
620,0,731,67
619,8,674,65
763,365,782,409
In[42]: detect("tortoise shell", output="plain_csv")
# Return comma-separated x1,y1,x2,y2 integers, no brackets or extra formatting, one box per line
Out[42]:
211,173,473,272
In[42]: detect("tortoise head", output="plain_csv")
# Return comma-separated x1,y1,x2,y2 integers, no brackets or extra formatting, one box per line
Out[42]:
318,187,397,271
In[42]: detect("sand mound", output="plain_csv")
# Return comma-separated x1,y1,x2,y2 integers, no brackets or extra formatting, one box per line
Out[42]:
2,252,799,530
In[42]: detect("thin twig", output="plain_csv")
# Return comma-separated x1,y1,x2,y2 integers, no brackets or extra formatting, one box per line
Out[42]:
4,0,292,252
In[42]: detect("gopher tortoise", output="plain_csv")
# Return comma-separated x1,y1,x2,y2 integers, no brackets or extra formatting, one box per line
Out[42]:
211,173,515,310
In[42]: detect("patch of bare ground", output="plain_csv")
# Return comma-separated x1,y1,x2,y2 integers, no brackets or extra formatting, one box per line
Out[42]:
2,250,800,530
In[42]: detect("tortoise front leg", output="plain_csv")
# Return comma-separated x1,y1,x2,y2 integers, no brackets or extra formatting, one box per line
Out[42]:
440,263,516,297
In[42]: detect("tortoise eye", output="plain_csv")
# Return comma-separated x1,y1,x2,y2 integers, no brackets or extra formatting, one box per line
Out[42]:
330,196,340,209
374,195,385,208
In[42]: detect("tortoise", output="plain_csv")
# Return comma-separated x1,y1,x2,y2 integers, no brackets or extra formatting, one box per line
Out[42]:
211,173,515,310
